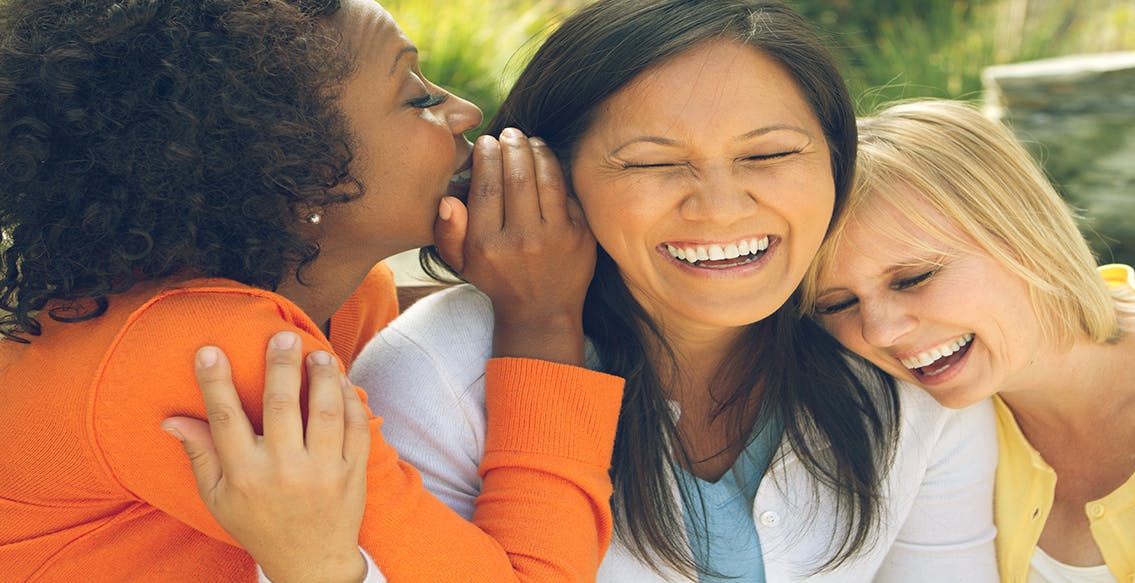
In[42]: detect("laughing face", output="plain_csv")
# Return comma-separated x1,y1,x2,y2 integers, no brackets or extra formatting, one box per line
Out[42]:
570,40,835,338
812,194,1047,408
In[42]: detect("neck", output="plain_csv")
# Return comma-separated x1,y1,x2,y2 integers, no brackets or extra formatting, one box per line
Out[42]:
276,247,391,333
645,320,747,402
1000,331,1135,433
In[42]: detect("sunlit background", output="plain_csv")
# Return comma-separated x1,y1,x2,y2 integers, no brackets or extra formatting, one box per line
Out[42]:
382,0,1135,282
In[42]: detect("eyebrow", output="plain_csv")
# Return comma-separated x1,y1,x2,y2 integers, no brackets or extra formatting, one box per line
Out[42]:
609,124,813,156
388,46,419,77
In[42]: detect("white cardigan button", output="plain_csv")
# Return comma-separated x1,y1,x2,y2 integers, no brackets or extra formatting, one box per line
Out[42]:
759,510,781,527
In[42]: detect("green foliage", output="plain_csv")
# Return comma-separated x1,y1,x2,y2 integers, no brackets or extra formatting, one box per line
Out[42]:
384,0,581,130
388,0,1135,118
791,0,1135,112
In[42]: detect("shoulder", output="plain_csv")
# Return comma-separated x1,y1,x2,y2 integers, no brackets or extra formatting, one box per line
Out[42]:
893,382,997,464
353,284,494,401
387,283,493,340
89,280,334,494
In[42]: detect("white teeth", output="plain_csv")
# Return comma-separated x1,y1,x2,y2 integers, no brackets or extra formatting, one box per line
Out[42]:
664,236,771,265
901,333,974,370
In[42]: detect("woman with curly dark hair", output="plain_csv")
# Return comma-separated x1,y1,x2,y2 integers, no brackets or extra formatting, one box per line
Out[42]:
0,0,622,582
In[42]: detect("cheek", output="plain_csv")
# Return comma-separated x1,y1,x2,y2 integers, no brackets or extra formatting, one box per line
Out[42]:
822,317,861,351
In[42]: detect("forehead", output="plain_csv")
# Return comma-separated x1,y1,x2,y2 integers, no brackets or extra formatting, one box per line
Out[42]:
827,194,959,278
330,0,410,65
590,40,817,134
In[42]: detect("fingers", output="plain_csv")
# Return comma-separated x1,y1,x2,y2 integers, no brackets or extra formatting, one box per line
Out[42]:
499,128,543,224
193,346,256,462
530,137,569,225
434,196,468,273
340,379,372,465
303,350,346,459
261,331,304,454
161,416,222,500
466,135,503,235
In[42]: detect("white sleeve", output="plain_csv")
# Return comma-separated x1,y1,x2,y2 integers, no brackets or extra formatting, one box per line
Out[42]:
349,285,493,521
257,550,384,583
874,396,1000,582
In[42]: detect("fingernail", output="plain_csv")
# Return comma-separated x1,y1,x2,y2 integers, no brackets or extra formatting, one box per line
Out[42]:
161,423,185,442
500,127,523,141
272,331,298,350
438,197,452,221
310,350,332,366
529,136,546,147
197,346,219,368
476,135,500,151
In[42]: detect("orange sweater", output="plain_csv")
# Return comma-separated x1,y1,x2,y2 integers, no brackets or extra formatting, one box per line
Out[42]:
0,264,624,582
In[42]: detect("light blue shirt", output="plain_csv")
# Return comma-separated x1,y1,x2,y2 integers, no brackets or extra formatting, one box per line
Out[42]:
676,416,783,583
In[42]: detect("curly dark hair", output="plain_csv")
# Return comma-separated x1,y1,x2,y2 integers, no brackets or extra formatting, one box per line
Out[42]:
0,0,362,339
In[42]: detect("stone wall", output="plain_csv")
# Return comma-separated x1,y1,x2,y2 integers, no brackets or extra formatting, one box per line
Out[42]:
983,52,1135,265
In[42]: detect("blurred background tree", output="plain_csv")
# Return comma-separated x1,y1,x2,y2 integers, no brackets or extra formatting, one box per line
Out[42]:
794,0,1135,111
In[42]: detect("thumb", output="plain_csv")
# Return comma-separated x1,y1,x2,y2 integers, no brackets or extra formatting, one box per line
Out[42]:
161,417,223,501
434,196,468,273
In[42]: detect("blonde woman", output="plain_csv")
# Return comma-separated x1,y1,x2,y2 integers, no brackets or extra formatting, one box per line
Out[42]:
805,99,1135,583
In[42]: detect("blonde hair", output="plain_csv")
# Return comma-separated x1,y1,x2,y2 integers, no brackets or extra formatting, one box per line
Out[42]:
801,99,1122,346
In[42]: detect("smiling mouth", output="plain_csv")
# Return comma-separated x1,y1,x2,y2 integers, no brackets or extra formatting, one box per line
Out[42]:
901,333,974,377
664,236,770,269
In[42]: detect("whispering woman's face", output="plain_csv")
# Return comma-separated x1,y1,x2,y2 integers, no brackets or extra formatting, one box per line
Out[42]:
319,0,482,263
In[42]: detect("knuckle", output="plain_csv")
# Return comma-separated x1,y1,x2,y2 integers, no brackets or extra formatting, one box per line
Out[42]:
205,404,241,427
469,182,501,203
262,390,294,415
311,403,342,423
504,168,531,189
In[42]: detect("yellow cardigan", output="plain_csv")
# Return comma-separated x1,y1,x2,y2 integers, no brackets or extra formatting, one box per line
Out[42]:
993,264,1135,583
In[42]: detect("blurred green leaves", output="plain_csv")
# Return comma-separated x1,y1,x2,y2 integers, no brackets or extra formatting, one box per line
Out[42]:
383,0,583,130
384,0,1135,116
792,0,1135,112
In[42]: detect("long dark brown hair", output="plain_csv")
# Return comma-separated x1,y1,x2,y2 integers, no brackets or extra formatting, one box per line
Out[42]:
424,0,899,576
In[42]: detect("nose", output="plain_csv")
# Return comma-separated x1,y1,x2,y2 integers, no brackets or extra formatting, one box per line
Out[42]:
680,166,757,222
444,92,483,136
859,297,916,348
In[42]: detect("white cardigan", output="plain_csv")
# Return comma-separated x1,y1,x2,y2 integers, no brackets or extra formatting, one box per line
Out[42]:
353,285,1000,582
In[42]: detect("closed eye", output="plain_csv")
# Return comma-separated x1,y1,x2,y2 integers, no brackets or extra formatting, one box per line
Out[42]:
623,162,684,169
408,92,448,109
815,297,858,316
744,150,800,162
893,270,934,291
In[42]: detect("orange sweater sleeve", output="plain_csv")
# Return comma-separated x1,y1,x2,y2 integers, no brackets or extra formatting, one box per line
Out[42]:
357,358,623,582
93,280,623,582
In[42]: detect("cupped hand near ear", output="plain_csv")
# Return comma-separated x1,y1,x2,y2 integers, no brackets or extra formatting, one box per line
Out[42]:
435,128,595,366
